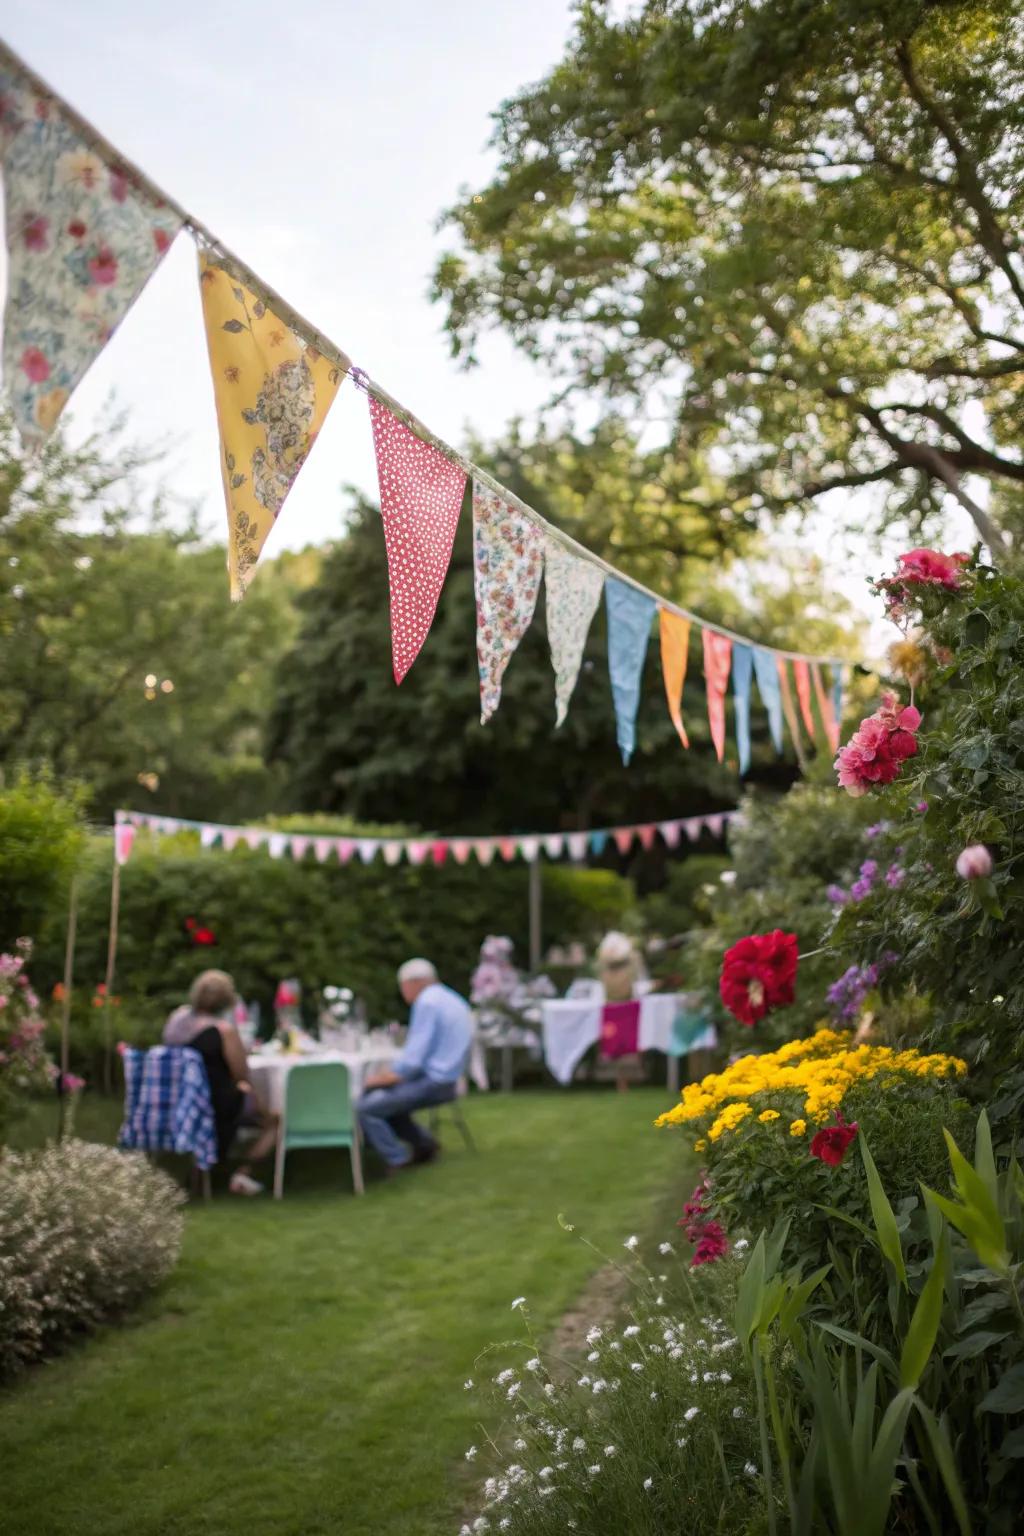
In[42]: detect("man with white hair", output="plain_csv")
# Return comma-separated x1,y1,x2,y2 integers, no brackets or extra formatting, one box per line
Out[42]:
357,959,472,1173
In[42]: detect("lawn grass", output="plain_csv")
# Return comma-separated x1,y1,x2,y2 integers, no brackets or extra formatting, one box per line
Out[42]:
1,1088,688,1536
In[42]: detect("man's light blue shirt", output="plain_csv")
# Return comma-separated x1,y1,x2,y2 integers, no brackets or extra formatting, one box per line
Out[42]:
396,982,472,1084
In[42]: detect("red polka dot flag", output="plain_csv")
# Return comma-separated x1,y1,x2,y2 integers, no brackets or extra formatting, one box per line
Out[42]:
369,395,467,683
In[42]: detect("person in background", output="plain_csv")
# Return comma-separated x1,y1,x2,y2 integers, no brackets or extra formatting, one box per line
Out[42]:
357,958,471,1174
163,969,278,1196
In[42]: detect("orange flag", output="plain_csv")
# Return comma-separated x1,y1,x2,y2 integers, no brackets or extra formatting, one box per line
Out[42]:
792,659,816,739
659,610,691,748
702,629,732,763
777,657,803,749
812,663,839,752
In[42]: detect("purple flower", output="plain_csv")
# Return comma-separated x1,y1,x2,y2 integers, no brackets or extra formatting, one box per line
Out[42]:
850,878,872,901
865,823,886,840
827,953,898,1022
915,801,929,814
859,860,878,879
826,884,848,906
885,865,905,888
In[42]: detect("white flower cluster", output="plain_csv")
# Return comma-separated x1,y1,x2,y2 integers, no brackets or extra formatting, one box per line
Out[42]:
0,1139,185,1376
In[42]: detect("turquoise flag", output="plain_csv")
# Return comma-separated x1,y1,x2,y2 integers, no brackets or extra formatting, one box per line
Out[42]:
590,831,608,855
605,579,657,764
732,643,754,774
752,647,785,755
832,663,844,739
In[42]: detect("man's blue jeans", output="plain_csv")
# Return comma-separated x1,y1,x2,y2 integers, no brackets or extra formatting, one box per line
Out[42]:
357,1073,456,1167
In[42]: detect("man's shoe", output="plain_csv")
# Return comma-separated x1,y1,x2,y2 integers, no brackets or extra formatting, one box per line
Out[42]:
413,1140,441,1165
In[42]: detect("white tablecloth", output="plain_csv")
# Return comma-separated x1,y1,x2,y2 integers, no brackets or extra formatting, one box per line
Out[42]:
248,1046,401,1113
540,994,717,1085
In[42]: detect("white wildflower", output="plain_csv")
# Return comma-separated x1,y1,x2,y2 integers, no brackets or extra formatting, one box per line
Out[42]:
734,1238,750,1252
585,1326,602,1345
592,1379,607,1394
507,1383,521,1401
525,1357,541,1373
587,1350,599,1362
514,1439,527,1451
464,1378,473,1390
658,1242,674,1255
604,1444,617,1457
649,1344,663,1355
539,1485,556,1498
656,1294,665,1305
644,1477,654,1491
669,1346,684,1360
624,1235,639,1252
719,1371,732,1384
588,1464,601,1476
573,1437,586,1452
610,1380,621,1391
499,1522,511,1532
539,1467,554,1480
496,1369,516,1385
473,1520,491,1533
630,1362,644,1372
650,1391,659,1400
543,1383,555,1398
465,1446,478,1461
733,1406,745,1418
577,1374,591,1387
703,1371,715,1382
511,1296,526,1310
684,1406,700,1422
609,1341,622,1352
676,1436,688,1448
623,1324,641,1338
745,1462,758,1477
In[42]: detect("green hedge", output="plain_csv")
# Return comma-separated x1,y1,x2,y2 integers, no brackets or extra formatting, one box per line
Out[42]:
31,838,633,1075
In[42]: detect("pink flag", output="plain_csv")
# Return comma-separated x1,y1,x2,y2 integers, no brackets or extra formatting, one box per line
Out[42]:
473,840,497,866
659,820,682,849
705,813,726,838
637,824,657,851
451,839,472,865
683,818,701,842
702,630,733,763
793,659,816,739
114,825,135,866
243,829,266,851
222,829,241,852
314,838,333,863
337,839,356,865
290,835,310,861
614,827,634,855
407,841,430,866
431,841,449,866
369,396,466,683
499,838,518,863
567,832,589,861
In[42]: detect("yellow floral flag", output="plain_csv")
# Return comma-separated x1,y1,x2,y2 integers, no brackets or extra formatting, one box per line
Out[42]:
197,251,345,598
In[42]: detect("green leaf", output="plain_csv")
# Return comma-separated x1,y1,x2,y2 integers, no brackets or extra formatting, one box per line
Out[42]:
924,1187,1008,1272
765,1215,792,1276
814,1320,896,1375
861,1137,907,1287
913,1402,972,1536
900,1243,946,1389
980,1362,1024,1414
973,1108,998,1200
736,1232,766,1350
778,1264,831,1339
998,1424,1024,1459
943,1329,1011,1360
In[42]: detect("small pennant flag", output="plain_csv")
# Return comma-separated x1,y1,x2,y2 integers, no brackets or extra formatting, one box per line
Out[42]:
407,840,429,866
200,825,220,849
776,657,804,750
451,839,473,865
314,838,333,864
114,824,136,866
831,664,845,740
382,842,404,867
519,836,541,862
659,610,691,748
369,396,466,683
637,824,657,851
702,629,733,763
613,827,634,855
544,539,605,726
659,820,682,849
812,663,840,752
792,659,816,739
752,649,784,754
290,836,310,861
473,840,497,867
606,579,656,765
267,834,288,859
473,481,544,722
357,839,379,864
543,833,565,859
566,832,588,861
0,60,181,448
198,251,343,599
732,643,754,776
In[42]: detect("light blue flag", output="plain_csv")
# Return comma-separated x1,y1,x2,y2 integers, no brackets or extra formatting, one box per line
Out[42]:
590,831,608,855
752,647,785,755
732,644,754,774
831,663,844,738
605,579,657,765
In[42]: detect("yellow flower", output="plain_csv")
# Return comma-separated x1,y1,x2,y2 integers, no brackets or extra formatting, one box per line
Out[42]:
708,1101,753,1141
694,1139,707,1152
758,1109,780,1123
790,1119,807,1137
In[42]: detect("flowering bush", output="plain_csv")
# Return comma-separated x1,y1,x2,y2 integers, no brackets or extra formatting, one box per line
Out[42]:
459,1236,770,1535
718,930,797,1027
657,1028,971,1278
0,940,55,1139
834,690,921,797
0,1139,185,1378
874,546,970,620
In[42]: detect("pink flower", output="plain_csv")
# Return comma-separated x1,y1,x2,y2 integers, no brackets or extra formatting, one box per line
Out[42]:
691,1221,729,1266
22,213,49,250
956,845,993,881
19,346,50,383
60,1072,86,1093
835,692,921,797
87,246,118,285
895,548,969,590
109,168,129,202
67,218,87,239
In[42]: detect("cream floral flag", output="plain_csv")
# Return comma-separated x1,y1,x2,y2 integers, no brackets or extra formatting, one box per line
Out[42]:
197,251,344,598
0,57,180,446
543,537,606,727
473,480,544,722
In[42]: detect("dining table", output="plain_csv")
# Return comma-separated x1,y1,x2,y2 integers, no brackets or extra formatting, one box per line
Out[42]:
246,1040,402,1113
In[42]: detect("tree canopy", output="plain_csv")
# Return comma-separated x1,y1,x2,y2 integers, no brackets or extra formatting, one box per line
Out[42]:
434,0,1024,551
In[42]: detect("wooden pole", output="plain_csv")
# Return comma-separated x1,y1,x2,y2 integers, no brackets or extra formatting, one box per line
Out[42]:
57,874,79,1140
528,857,542,973
102,852,121,1096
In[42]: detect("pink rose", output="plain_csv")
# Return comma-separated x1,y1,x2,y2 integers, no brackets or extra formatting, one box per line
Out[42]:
956,845,993,881
835,692,921,797
22,213,49,250
19,346,51,383
87,246,118,285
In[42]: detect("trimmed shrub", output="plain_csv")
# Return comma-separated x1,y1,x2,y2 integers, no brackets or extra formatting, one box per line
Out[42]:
31,837,633,1074
0,774,86,951
0,1138,185,1378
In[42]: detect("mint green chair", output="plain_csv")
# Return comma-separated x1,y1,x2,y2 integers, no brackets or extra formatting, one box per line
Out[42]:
274,1063,364,1198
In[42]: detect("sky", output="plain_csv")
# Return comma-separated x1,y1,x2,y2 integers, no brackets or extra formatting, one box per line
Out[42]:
2,0,974,659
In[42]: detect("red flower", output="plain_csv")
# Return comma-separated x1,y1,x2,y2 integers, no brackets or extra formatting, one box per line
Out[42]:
691,1221,729,1266
192,927,216,946
87,246,118,285
67,218,87,239
153,226,171,255
810,1117,859,1167
719,930,798,1027
22,213,49,250
835,691,921,798
19,346,50,383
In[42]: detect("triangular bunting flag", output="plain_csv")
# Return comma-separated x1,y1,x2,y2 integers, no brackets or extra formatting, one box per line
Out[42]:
499,838,518,863
638,824,657,851
200,825,220,849
752,649,785,755
357,840,379,864
702,630,732,763
659,610,691,748
267,834,288,859
613,827,634,855
683,818,702,842
243,829,266,851
606,579,656,765
705,813,726,838
407,841,429,866
544,539,605,726
543,833,565,859
337,839,356,864
451,840,473,865
832,664,844,742
431,841,449,866
776,657,804,750
590,831,608,855
382,842,404,867
812,663,840,752
222,829,241,852
473,840,497,867
732,643,754,776
566,832,589,861
198,251,343,600
0,59,181,447
792,659,816,739
519,836,540,862
473,481,544,722
314,838,333,863
114,824,136,866
369,395,466,683
659,820,682,849
290,836,310,861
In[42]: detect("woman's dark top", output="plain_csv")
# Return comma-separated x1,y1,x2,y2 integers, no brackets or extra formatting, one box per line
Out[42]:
163,1008,243,1161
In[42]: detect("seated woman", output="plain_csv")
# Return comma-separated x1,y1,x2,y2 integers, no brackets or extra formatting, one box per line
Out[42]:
163,969,278,1196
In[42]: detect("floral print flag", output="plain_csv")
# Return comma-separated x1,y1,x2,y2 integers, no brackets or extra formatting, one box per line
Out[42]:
0,59,181,447
702,629,733,763
473,481,544,722
198,252,343,599
544,538,606,727
369,396,467,683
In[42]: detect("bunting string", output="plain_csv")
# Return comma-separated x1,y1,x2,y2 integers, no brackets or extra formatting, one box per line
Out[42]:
113,808,740,866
